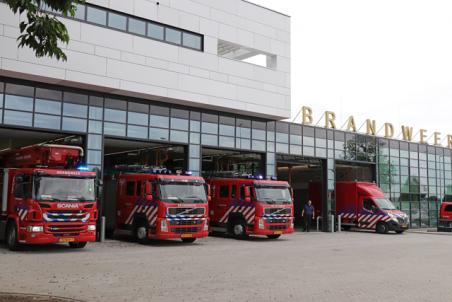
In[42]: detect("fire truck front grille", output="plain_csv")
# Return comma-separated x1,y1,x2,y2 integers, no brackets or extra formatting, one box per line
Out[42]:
269,225,288,231
169,220,202,226
172,227,201,234
266,218,289,223
167,208,205,216
47,224,85,235
44,210,89,222
264,208,291,216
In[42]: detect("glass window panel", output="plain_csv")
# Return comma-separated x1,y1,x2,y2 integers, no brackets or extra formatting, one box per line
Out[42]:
276,143,289,154
89,106,103,120
237,139,250,150
190,132,200,144
34,114,60,129
237,127,251,138
219,136,235,148
290,145,302,155
202,134,217,146
290,135,301,145
190,120,200,132
108,12,127,30
253,129,266,140
4,110,32,126
6,94,34,112
165,28,182,44
36,88,61,101
104,108,126,123
128,111,148,126
304,136,315,146
171,117,189,131
303,146,315,157
0,94,3,108
149,128,169,141
87,150,102,165
74,3,86,20
267,131,275,142
63,102,87,118
220,124,235,136
89,120,102,134
104,122,125,136
150,115,169,128
128,18,146,35
35,99,61,115
202,122,218,135
267,141,275,152
182,32,202,49
62,117,87,132
87,6,107,25
127,125,148,139
316,148,327,158
252,140,266,152
148,23,164,40
87,134,102,150
276,133,289,143
170,130,188,143
5,83,34,97
189,145,200,158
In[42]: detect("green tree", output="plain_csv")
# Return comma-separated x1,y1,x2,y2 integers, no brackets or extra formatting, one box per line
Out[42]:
5,0,83,61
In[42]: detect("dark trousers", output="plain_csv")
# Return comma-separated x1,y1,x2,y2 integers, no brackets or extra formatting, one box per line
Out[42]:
304,214,313,232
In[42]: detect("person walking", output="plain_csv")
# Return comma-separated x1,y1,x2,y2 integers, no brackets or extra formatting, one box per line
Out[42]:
302,200,315,232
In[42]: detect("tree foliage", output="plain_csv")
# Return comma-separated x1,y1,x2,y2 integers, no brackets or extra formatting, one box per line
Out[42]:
5,0,84,61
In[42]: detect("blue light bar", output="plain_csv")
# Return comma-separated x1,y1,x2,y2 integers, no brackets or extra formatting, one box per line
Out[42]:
256,175,264,180
184,170,193,176
271,176,278,181
77,165,90,171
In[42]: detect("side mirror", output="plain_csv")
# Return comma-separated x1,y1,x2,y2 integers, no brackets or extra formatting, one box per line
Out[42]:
207,184,212,202
97,179,103,199
244,186,251,202
146,194,154,202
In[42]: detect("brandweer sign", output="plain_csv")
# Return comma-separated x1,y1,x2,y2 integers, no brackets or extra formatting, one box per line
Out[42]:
301,106,452,148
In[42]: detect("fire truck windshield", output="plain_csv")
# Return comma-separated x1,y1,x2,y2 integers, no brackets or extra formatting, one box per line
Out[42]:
35,176,96,202
159,182,207,203
374,198,397,210
254,186,292,204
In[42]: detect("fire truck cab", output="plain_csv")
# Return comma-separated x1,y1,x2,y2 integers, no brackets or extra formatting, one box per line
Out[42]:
208,176,294,239
105,166,209,244
438,200,452,232
0,144,99,251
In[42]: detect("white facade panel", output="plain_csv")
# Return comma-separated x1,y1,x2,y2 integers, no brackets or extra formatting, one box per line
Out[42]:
0,0,291,120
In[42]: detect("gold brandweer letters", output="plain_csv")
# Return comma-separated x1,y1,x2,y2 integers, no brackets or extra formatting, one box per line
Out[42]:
300,106,452,148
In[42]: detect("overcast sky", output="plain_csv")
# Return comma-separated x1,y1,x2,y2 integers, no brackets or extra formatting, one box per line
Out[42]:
250,0,452,143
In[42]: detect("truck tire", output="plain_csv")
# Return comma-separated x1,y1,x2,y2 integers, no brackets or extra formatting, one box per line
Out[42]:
69,242,87,249
376,222,389,234
6,222,20,251
134,220,148,244
181,238,196,243
230,219,248,240
267,234,281,240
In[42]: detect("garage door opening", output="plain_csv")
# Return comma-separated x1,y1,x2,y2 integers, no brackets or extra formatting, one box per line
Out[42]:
201,148,265,178
335,161,375,182
103,138,187,175
276,155,325,229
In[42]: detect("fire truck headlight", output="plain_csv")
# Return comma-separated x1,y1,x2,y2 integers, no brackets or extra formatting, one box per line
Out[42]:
258,219,265,230
88,225,96,231
203,220,209,231
27,226,43,233
161,220,168,232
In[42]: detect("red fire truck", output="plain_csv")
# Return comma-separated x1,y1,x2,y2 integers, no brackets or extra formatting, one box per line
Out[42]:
0,144,99,251
208,176,294,239
336,182,409,234
104,166,209,244
438,200,452,232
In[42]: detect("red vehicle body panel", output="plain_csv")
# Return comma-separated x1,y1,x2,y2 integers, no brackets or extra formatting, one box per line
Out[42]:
438,202,452,231
335,181,409,232
111,173,209,240
0,145,98,247
208,178,294,236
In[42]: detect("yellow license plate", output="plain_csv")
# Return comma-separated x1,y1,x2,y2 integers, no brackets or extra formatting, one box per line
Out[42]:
274,231,283,235
181,234,193,238
60,237,75,243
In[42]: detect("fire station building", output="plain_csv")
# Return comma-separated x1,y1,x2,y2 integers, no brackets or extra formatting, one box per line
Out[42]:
0,0,449,231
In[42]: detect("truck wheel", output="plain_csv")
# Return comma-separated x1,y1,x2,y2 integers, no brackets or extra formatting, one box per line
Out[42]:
376,222,389,234
134,220,148,244
267,234,281,240
69,242,87,249
231,220,248,240
6,222,20,251
181,238,196,243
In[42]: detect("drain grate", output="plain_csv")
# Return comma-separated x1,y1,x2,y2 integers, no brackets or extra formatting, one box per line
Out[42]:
0,293,83,302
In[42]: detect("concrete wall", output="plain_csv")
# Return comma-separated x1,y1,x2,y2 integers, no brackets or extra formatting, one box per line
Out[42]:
0,0,291,120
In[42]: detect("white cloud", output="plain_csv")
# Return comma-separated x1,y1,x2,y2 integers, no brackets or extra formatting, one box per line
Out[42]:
250,0,452,143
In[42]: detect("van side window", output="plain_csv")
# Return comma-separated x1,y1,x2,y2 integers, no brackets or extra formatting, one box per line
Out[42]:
126,181,135,196
219,185,229,198
363,199,375,212
14,174,32,199
231,185,237,199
